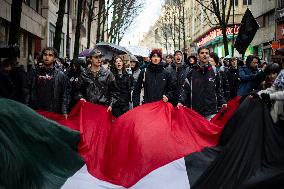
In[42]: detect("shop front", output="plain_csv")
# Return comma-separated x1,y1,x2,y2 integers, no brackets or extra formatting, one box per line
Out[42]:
195,25,253,58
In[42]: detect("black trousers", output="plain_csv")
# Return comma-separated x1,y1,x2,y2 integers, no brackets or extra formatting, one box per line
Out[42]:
112,104,129,117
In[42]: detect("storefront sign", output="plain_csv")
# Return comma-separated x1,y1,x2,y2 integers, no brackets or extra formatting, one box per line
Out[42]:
197,25,240,47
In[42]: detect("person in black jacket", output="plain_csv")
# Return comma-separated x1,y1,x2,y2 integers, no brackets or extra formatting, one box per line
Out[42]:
133,49,176,107
166,50,189,106
178,47,227,120
75,49,119,112
112,55,133,117
0,69,15,99
66,59,84,109
1,58,29,104
28,47,70,118
209,52,231,102
226,57,240,99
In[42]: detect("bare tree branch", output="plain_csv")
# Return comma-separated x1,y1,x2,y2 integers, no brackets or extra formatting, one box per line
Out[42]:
195,0,215,13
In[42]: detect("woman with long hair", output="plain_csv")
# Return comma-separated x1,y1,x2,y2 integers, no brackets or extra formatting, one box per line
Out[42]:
112,55,133,117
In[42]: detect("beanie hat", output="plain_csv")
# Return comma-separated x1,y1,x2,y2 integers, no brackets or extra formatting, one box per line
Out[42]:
149,49,162,59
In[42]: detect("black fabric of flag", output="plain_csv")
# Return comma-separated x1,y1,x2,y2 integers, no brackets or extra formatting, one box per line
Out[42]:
185,98,284,189
234,8,259,55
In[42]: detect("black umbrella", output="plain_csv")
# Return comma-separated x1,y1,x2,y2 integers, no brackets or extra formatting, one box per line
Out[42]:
95,42,132,59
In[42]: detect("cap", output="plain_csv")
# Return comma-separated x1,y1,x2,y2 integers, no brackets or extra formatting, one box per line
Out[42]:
89,49,102,57
130,54,138,62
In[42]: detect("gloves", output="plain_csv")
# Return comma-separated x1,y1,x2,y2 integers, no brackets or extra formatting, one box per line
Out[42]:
250,91,260,99
260,93,271,104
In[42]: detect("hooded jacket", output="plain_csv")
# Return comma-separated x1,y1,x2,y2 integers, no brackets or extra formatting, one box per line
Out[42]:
179,63,226,116
133,62,176,107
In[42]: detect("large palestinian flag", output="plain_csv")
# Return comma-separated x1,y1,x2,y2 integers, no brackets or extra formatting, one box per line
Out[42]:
2,96,283,188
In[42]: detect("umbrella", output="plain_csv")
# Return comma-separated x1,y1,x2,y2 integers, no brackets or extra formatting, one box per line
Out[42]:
95,42,132,59
78,48,93,57
125,45,151,57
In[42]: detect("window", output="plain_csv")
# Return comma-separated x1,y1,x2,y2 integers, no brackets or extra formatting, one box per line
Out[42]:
231,0,238,6
22,32,27,58
49,23,56,47
256,16,264,28
268,12,275,26
60,33,65,58
24,0,40,12
278,0,284,9
243,0,252,5
0,19,9,43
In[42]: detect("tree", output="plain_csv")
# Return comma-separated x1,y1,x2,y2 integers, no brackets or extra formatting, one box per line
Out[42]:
8,0,23,46
96,0,104,43
93,0,142,44
87,0,98,48
53,0,67,54
159,1,188,53
195,0,232,56
159,5,172,54
73,0,85,58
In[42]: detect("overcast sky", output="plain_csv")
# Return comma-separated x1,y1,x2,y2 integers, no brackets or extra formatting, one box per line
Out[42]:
120,0,164,47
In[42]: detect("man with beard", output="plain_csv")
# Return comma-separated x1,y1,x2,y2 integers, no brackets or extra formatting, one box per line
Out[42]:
28,47,70,118
177,47,227,120
166,50,190,106
133,49,175,107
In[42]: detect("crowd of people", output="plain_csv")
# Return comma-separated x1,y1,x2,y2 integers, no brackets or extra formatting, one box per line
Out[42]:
0,46,283,123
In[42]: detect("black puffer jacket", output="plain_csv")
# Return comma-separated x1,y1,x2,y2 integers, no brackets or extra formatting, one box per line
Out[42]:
133,63,176,107
179,63,226,116
29,66,70,114
75,67,119,107
166,63,189,105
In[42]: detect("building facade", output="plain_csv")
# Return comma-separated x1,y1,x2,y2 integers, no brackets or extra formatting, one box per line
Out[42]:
251,0,276,62
189,0,251,58
139,0,251,58
0,0,46,65
275,0,284,49
0,0,103,67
